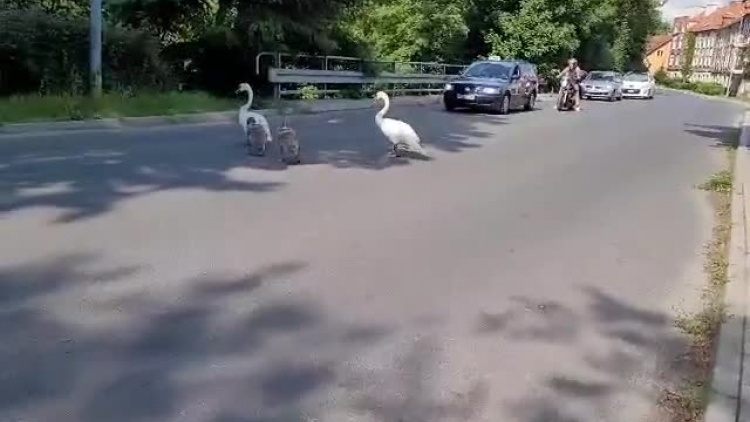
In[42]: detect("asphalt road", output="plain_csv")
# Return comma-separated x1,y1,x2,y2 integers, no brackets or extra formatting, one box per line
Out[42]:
0,91,744,422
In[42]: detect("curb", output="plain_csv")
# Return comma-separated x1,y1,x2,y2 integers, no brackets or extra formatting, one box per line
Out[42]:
705,110,750,422
0,95,442,136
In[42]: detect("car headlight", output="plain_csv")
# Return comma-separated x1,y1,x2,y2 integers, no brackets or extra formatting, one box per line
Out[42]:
479,87,500,94
445,83,453,91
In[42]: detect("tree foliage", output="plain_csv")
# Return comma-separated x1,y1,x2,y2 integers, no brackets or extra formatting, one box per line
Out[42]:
341,0,469,62
0,0,668,95
0,7,170,95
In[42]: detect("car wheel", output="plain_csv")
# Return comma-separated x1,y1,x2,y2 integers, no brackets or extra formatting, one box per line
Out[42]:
444,101,456,111
524,92,536,111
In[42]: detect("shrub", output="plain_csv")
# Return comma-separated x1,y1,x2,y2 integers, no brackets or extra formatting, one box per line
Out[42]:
0,8,171,96
299,84,320,100
657,73,725,96
693,82,725,96
654,68,668,84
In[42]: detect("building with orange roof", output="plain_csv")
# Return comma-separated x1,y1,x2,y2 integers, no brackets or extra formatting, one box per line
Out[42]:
690,0,749,83
667,10,706,73
644,34,674,74
667,0,750,91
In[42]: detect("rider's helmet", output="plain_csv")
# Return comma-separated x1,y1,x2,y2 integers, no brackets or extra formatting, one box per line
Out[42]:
568,58,578,67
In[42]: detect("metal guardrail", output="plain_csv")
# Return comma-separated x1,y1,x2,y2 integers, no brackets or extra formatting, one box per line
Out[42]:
255,52,468,98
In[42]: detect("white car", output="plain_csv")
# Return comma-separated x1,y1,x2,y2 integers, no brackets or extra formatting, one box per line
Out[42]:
621,72,655,99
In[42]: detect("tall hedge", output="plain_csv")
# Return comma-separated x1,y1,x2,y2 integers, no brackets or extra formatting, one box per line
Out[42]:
0,8,172,95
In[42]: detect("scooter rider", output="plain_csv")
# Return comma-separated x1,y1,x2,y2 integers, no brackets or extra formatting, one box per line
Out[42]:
555,58,586,111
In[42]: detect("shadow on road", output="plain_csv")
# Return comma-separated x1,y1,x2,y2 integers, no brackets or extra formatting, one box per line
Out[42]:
246,104,505,171
0,255,374,422
479,286,692,422
684,123,740,148
0,129,284,222
0,104,505,222
0,253,495,422
0,251,693,422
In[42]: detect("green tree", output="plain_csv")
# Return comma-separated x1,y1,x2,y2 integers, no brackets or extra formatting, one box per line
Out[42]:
108,0,214,42
341,0,469,62
0,0,89,15
611,20,631,71
486,0,579,65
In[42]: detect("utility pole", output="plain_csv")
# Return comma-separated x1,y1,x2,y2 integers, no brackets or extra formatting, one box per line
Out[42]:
90,0,102,98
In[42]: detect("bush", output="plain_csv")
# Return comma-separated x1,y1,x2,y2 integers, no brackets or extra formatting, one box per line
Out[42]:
0,8,172,96
654,68,668,84
657,73,725,96
694,82,725,96
299,84,320,100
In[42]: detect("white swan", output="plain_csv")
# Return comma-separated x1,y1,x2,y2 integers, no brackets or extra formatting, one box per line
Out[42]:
236,83,272,145
374,91,425,157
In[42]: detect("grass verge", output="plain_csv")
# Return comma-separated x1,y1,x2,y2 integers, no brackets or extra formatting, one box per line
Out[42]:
0,91,237,124
659,134,738,422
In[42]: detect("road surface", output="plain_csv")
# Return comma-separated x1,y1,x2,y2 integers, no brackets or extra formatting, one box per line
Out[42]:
0,91,744,422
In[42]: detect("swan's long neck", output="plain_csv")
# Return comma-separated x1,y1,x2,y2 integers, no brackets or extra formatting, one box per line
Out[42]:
242,88,253,111
376,95,389,125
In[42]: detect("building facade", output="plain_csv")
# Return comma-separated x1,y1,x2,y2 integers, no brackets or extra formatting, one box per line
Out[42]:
667,0,750,89
644,34,673,74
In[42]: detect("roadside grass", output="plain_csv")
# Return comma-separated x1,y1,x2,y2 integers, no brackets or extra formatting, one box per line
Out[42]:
0,91,237,124
659,134,738,422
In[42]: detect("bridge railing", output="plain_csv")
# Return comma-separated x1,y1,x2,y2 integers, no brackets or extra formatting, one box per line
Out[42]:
255,52,468,98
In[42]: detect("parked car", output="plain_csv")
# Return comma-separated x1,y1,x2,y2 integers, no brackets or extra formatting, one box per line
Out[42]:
443,59,539,114
581,71,623,102
621,72,655,99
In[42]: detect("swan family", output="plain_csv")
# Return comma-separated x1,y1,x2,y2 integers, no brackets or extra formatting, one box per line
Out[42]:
237,83,425,162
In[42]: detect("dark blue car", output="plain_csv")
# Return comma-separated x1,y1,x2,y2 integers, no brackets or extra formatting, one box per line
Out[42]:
443,59,539,114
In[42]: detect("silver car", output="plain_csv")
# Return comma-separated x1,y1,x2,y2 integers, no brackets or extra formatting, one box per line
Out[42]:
582,71,623,102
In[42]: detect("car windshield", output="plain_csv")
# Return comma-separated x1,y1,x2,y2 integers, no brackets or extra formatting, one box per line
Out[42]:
624,73,650,82
463,62,513,79
587,72,615,81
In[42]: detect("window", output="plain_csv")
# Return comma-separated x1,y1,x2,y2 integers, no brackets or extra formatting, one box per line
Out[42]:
463,62,514,79
587,72,617,81
657,50,663,57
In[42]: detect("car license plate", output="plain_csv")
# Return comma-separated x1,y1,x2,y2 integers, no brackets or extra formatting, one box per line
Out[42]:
624,89,636,93
457,94,476,100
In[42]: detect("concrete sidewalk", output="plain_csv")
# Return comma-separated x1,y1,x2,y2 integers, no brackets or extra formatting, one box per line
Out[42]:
706,110,750,422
